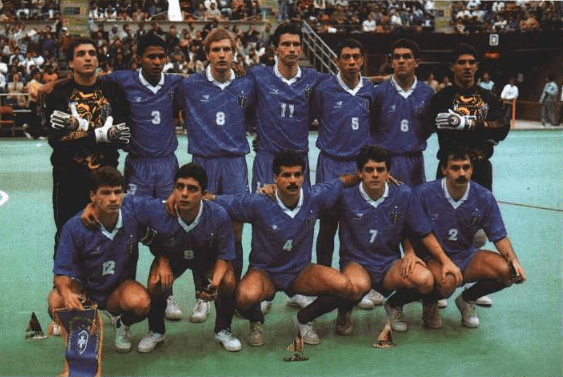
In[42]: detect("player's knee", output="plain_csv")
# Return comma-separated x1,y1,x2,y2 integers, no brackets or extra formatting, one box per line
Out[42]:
125,289,151,317
497,262,514,287
220,272,236,295
348,280,370,302
47,289,63,319
414,269,434,295
235,285,260,311
436,278,456,298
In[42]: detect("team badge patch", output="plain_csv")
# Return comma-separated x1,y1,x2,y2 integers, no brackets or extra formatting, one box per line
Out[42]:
389,206,400,225
469,208,482,225
304,86,312,102
237,91,248,108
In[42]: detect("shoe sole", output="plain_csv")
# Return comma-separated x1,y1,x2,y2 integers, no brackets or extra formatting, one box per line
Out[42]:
247,339,264,347
303,338,320,345
189,316,208,323
423,322,442,329
286,301,302,308
165,314,183,320
115,345,132,353
215,339,242,352
357,303,375,310
138,339,165,353
461,321,479,328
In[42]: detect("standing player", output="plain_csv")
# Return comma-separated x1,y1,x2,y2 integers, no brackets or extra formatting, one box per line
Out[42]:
247,22,326,310
539,74,558,127
414,146,526,328
176,28,255,321
102,34,185,321
196,150,359,346
48,167,151,353
311,38,376,269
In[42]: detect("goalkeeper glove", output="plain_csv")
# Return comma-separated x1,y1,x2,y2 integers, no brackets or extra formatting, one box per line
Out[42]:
436,109,475,131
50,103,89,132
94,116,131,144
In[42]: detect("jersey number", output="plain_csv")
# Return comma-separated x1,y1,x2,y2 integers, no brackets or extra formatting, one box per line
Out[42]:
283,239,293,252
448,229,458,241
151,111,161,125
351,117,359,130
280,103,295,118
369,230,378,243
216,112,225,126
102,261,115,276
184,250,194,259
400,119,409,132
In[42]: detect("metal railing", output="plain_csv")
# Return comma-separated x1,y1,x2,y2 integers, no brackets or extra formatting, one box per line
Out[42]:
301,21,337,74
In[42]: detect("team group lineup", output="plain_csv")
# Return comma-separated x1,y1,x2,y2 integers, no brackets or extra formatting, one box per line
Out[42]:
42,21,527,363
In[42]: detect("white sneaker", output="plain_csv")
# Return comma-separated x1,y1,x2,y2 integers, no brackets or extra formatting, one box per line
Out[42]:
215,329,242,352
455,295,480,328
260,300,272,314
248,321,265,346
286,294,315,309
114,320,132,353
165,295,183,320
437,298,449,308
357,293,375,310
137,331,165,353
384,302,408,332
293,315,320,345
358,289,385,309
475,295,493,307
189,299,211,323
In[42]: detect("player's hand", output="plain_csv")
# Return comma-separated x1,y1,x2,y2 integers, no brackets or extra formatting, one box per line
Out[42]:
63,292,86,311
80,203,99,229
400,253,425,278
387,174,401,186
50,103,89,132
441,259,463,287
94,116,131,144
252,134,259,153
197,284,218,301
164,193,178,216
154,257,174,291
436,109,475,131
257,184,276,198
509,259,526,284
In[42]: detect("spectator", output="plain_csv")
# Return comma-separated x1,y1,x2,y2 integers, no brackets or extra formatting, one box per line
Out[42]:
437,75,451,91
362,11,377,32
500,76,519,122
425,72,439,92
539,74,558,126
478,71,495,93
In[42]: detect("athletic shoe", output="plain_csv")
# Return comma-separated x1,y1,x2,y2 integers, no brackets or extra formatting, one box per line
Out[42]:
384,302,408,332
358,289,385,309
102,310,119,326
137,331,165,353
422,301,442,329
455,295,480,328
50,321,62,336
357,293,375,310
335,311,353,336
248,321,265,346
165,295,183,320
475,295,493,307
260,300,272,314
114,320,132,353
214,329,242,352
293,315,320,345
286,294,315,309
189,299,211,323
437,298,449,308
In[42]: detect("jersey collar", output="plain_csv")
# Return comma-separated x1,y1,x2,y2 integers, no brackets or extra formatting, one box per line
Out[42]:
336,72,363,95
275,188,304,218
177,200,204,233
138,69,164,94
98,210,123,240
206,64,235,89
359,181,389,208
274,60,302,85
441,178,470,209
391,75,417,99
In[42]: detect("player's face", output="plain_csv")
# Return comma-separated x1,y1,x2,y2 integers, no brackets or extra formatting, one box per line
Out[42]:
442,157,473,189
358,159,388,196
90,185,123,216
274,165,304,198
391,47,418,80
140,45,167,80
337,47,363,82
173,177,204,213
207,38,234,74
69,43,98,75
275,33,301,67
451,53,478,87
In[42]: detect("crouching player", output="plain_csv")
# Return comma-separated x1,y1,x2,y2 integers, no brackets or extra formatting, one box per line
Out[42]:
48,167,151,354
414,145,526,328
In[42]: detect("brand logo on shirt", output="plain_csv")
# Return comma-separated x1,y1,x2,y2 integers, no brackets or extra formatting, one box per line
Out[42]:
201,95,210,102
389,104,396,112
430,213,439,221
334,101,343,109
270,89,279,95
134,96,143,103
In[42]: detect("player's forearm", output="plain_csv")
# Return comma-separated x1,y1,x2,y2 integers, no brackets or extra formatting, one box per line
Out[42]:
494,237,519,263
401,237,415,257
421,233,451,264
339,173,360,187
54,275,74,297
211,259,230,287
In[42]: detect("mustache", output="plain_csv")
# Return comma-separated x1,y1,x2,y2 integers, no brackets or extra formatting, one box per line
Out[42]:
455,177,468,183
287,184,299,190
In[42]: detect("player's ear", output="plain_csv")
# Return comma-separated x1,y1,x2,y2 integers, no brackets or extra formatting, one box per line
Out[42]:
89,190,96,203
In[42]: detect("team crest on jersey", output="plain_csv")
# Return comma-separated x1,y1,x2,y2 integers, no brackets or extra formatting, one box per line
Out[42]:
416,101,426,116
469,208,482,225
169,88,175,103
127,235,136,255
304,86,312,101
306,213,316,230
389,206,400,225
237,91,248,108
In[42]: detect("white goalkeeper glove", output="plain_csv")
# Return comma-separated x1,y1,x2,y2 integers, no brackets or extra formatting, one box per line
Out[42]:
94,116,131,144
50,103,89,132
436,109,475,131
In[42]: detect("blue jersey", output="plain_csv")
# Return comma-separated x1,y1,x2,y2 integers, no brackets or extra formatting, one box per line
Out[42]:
53,199,147,297
103,71,181,158
176,69,254,157
248,65,326,153
312,75,376,158
339,183,433,270
372,78,434,155
414,179,507,260
215,179,343,275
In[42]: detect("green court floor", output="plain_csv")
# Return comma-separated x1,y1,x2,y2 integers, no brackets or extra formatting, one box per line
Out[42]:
0,130,561,376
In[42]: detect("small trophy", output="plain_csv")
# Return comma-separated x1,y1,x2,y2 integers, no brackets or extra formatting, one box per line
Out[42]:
25,312,47,340
284,331,308,362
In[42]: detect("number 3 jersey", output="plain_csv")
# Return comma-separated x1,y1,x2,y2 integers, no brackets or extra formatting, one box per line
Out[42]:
413,179,507,261
338,182,433,271
215,179,343,276
176,68,255,158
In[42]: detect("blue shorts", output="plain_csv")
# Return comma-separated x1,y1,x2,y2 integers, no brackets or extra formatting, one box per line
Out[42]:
124,154,178,199
341,260,396,298
389,153,425,188
252,150,311,192
193,155,249,195
250,266,300,295
423,250,478,278
315,152,357,184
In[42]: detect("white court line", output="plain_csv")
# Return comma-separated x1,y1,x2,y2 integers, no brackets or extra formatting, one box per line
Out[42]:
0,190,8,206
